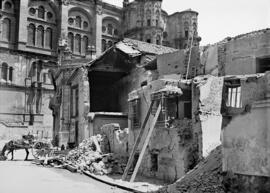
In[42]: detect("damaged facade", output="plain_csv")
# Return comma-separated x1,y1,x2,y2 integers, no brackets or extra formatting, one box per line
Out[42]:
0,0,200,140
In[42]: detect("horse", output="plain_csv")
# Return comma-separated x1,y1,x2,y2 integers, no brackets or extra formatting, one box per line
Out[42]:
1,134,35,161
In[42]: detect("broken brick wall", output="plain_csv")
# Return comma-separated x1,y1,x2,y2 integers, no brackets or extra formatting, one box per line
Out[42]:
218,29,270,76
192,75,224,158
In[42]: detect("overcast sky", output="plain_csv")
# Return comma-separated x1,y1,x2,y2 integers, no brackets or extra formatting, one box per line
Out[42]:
104,0,270,46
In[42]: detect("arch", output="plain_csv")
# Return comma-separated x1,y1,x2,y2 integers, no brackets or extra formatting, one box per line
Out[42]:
68,32,74,53
145,34,151,43
45,27,53,49
74,34,81,54
1,63,8,81
68,7,93,23
27,23,35,46
38,6,45,19
3,0,13,11
102,17,120,36
2,17,11,41
102,39,106,52
37,25,44,47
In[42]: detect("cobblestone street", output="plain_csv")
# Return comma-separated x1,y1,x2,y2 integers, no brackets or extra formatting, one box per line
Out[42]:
0,151,130,193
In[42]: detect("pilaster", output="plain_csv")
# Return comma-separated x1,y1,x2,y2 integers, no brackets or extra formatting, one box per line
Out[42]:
18,0,29,50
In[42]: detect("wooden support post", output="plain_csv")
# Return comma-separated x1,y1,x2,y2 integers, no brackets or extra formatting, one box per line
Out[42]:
130,103,161,182
122,101,154,181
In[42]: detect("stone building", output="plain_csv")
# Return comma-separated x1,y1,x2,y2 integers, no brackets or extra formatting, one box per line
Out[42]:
0,0,200,140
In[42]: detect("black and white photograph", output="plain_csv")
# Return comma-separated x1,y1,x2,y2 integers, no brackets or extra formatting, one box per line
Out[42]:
0,0,269,192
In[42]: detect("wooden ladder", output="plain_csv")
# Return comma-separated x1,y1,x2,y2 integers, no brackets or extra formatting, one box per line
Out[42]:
122,101,162,182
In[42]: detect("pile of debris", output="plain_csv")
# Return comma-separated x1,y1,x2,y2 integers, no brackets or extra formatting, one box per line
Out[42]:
38,135,126,176
154,146,225,193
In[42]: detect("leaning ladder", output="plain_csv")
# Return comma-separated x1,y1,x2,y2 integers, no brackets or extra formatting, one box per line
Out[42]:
185,29,195,80
122,101,162,182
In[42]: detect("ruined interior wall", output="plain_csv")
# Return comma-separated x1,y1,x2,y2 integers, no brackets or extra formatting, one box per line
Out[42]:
128,79,196,183
113,67,159,114
69,68,90,144
193,76,224,157
157,48,201,78
200,44,219,76
220,30,270,75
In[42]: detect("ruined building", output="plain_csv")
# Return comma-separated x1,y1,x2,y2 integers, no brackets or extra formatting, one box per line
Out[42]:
0,0,201,140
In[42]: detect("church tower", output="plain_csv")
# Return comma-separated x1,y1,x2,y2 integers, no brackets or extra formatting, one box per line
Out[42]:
122,0,164,45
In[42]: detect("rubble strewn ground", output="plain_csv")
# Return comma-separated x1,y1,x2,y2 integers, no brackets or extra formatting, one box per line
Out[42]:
154,146,225,193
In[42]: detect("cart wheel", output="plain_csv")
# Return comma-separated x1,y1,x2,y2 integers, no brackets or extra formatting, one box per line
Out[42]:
31,142,48,159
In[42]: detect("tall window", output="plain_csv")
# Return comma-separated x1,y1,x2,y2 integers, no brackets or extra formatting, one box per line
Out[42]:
107,40,113,48
8,67,13,82
74,34,81,54
71,86,79,117
68,32,74,52
129,99,140,128
45,28,53,49
227,86,242,108
81,36,88,55
2,18,11,41
146,9,151,26
38,6,45,19
1,63,8,81
107,24,113,35
75,16,81,28
102,39,106,52
156,35,161,45
28,24,35,46
37,25,44,47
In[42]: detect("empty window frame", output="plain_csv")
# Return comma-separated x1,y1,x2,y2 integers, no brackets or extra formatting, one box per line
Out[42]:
227,86,242,108
129,99,140,128
150,153,158,172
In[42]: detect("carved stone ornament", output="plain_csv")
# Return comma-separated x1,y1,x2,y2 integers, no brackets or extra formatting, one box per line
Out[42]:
96,5,102,15
61,0,70,6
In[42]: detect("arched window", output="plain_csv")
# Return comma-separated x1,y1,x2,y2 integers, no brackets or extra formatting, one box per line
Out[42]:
4,1,12,11
74,34,81,54
38,6,45,19
81,36,88,55
28,23,35,46
9,67,13,82
102,39,106,52
146,34,151,43
2,18,11,41
107,24,113,35
37,25,44,47
45,27,53,49
1,63,8,81
68,32,74,53
75,16,81,28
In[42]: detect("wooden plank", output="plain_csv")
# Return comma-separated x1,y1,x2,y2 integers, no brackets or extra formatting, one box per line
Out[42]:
130,103,162,182
122,100,154,181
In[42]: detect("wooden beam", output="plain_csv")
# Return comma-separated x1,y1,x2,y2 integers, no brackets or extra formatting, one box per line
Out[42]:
122,100,154,181
130,103,162,182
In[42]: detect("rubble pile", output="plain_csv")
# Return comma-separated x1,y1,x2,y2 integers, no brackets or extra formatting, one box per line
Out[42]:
39,136,126,176
155,146,225,193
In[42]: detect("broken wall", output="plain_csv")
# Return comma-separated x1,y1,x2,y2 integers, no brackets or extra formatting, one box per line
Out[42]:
222,74,270,178
192,75,224,158
128,79,196,183
219,29,270,76
157,48,201,78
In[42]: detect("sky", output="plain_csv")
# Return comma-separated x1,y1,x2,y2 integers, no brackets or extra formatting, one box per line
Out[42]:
104,0,270,46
